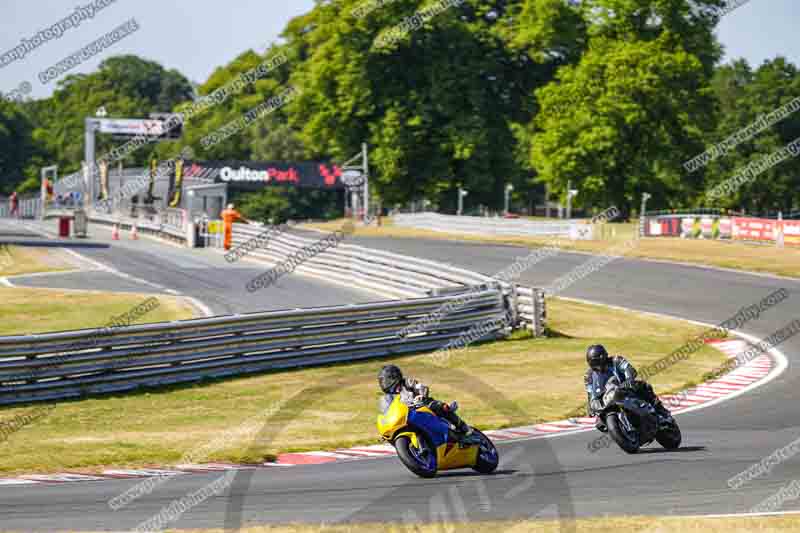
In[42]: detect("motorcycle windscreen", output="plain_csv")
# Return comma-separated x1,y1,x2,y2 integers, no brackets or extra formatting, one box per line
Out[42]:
590,372,611,399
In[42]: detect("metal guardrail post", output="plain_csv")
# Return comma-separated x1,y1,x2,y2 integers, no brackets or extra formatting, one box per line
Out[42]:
512,285,546,337
507,284,520,328
533,288,546,337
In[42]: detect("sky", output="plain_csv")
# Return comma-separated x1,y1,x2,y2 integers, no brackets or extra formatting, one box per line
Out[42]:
0,0,797,101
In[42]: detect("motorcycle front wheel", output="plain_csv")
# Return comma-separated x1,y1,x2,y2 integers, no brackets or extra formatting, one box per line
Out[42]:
471,429,499,474
607,412,640,454
395,434,438,478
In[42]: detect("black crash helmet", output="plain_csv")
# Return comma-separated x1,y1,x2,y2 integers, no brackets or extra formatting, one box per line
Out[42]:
378,364,403,393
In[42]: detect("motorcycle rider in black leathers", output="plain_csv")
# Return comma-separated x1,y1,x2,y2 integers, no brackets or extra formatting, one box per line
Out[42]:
378,364,473,441
584,345,672,431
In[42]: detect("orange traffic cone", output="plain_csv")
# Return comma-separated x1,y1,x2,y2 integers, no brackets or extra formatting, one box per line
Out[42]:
112,224,120,240
130,223,138,240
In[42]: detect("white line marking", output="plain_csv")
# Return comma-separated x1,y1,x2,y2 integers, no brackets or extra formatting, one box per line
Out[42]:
0,479,40,485
700,509,800,518
184,296,214,317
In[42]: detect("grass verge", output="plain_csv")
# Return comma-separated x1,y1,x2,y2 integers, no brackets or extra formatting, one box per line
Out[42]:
0,287,196,336
0,245,74,277
0,298,726,474
303,218,800,278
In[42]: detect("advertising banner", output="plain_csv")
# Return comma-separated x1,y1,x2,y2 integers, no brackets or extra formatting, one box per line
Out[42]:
644,217,682,237
732,217,778,242
718,217,732,239
700,217,713,238
782,220,800,246
569,223,594,240
681,217,696,238
648,219,662,236
181,160,346,189
97,118,166,136
169,159,183,208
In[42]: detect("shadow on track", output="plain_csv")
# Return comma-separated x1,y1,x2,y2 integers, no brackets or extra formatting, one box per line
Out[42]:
636,445,707,454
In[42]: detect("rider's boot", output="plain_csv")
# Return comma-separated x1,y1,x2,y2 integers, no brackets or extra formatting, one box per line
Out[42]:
449,416,474,446
456,419,473,437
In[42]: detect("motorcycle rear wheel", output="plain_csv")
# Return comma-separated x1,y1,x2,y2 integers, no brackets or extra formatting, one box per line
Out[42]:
471,429,499,474
395,435,438,478
607,413,640,454
656,421,682,450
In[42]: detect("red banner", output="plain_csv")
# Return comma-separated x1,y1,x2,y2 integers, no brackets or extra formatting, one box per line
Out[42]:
783,220,800,246
644,217,682,237
732,218,778,242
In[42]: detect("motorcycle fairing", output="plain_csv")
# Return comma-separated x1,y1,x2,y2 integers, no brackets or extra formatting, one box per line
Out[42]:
407,407,449,449
615,396,658,443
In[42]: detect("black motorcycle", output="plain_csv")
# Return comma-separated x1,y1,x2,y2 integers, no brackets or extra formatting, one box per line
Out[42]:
596,376,681,453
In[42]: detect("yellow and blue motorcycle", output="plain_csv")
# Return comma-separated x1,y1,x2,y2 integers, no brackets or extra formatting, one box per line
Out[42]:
377,394,499,478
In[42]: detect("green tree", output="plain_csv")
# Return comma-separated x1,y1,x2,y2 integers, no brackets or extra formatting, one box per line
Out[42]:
285,0,565,211
530,36,712,215
527,0,723,214
29,55,194,175
0,99,44,194
176,47,292,162
703,57,800,212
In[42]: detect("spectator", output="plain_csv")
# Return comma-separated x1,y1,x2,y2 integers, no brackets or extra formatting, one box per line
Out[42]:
10,192,18,217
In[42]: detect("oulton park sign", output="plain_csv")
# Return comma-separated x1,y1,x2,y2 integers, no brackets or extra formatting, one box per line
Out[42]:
180,160,356,189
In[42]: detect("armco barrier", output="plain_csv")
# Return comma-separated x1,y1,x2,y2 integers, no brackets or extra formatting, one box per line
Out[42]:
0,216,547,405
231,224,546,334
231,223,495,299
0,289,513,405
393,212,574,238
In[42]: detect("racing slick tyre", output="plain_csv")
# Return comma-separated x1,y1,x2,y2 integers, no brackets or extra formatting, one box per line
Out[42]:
656,421,682,450
472,429,499,474
607,413,640,454
395,434,438,478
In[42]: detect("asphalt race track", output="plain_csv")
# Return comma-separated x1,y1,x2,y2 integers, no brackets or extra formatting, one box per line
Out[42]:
1,229,799,531
0,219,378,315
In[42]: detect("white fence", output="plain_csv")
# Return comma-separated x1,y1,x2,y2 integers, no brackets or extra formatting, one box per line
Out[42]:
393,212,574,238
